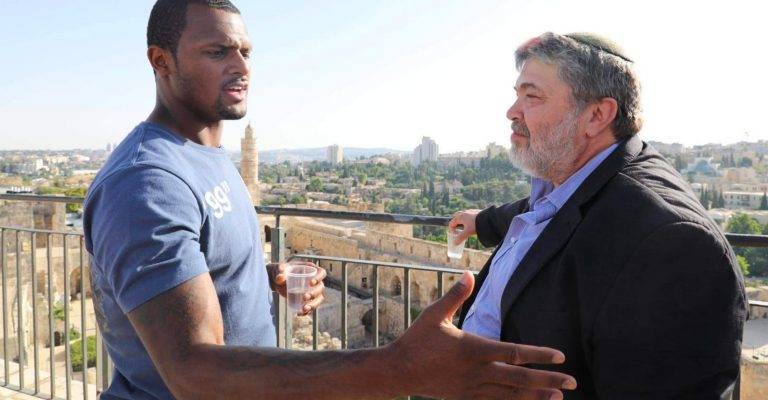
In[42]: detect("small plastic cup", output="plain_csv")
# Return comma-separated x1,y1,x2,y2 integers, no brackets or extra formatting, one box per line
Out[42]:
286,263,318,311
447,227,466,259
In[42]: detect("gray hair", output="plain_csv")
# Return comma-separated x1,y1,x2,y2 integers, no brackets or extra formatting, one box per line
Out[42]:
515,32,643,140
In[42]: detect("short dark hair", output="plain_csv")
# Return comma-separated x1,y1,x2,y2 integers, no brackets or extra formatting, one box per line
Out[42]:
147,0,240,56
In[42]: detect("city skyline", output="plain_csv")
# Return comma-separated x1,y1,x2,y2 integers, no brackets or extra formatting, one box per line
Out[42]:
1,1,767,152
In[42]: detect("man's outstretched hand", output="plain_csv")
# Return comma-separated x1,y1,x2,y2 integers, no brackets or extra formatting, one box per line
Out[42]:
388,271,576,400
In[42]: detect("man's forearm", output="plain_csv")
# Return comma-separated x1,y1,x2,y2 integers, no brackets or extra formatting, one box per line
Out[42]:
167,344,405,400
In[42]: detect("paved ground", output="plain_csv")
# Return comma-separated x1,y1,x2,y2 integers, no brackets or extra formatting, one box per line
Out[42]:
743,318,768,362
0,386,43,399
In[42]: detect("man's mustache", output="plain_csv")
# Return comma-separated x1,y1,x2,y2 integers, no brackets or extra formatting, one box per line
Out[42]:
512,121,530,137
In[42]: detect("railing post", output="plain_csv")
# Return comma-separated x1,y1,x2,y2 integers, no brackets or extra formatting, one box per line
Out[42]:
341,262,348,349
404,269,411,330
0,228,8,385
311,255,319,351
31,232,39,394
16,230,25,390
80,238,89,400
271,227,289,349
437,271,444,298
95,326,105,392
63,235,72,400
46,233,55,398
372,266,379,347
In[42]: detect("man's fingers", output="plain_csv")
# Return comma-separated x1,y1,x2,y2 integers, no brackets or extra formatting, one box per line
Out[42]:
455,228,472,243
448,213,461,229
485,362,576,391
478,339,566,365
306,283,325,299
477,383,563,400
302,294,325,314
420,271,474,324
311,268,327,285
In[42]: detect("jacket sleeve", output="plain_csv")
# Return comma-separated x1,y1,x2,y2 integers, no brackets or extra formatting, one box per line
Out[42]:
475,199,529,247
590,222,746,399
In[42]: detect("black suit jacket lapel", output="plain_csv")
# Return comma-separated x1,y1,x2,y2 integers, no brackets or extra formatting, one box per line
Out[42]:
498,204,582,319
498,136,644,323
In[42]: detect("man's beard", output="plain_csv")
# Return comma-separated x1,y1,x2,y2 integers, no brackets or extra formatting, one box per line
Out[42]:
177,73,247,121
214,95,247,120
509,110,585,182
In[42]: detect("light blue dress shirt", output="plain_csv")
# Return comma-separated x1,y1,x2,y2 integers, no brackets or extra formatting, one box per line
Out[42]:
462,143,618,340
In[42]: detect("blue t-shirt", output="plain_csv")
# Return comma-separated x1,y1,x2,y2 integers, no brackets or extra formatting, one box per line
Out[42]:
84,122,276,399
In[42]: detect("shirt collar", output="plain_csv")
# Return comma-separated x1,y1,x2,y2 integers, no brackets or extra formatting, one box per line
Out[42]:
529,142,619,211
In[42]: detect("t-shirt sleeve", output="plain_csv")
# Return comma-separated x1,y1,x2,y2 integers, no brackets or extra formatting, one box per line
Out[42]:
86,165,209,313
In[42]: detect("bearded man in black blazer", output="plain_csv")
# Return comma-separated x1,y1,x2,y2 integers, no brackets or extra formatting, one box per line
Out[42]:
450,32,746,399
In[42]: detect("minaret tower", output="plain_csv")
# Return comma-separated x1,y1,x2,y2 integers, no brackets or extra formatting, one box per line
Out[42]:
240,122,259,205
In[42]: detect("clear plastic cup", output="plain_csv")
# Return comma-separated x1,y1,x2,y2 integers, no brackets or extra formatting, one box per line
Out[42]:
447,227,466,259
286,263,318,311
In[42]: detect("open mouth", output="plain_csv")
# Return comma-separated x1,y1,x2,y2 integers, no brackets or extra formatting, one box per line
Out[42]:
223,81,248,101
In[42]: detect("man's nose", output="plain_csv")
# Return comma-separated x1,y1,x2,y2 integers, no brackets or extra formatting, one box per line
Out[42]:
229,50,250,77
506,98,522,121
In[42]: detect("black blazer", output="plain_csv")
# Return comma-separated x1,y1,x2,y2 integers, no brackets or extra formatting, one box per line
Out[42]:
458,136,747,399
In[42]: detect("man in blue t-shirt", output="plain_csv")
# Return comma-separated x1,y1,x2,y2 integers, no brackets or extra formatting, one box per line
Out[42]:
84,1,576,399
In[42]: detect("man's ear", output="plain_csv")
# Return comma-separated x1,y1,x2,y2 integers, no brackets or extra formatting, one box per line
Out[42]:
584,97,618,138
147,46,174,77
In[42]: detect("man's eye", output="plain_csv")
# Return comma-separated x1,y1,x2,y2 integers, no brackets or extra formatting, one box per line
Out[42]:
241,50,251,59
526,94,539,99
209,49,226,58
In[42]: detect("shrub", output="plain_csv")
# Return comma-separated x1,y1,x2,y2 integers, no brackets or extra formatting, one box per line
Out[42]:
70,335,96,372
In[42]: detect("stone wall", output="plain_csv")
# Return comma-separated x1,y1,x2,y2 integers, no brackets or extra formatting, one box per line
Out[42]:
0,201,34,229
280,216,492,344
746,286,768,319
0,244,90,365
1,201,66,246
741,360,768,399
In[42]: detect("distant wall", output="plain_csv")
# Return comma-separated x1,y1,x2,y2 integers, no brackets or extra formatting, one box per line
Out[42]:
282,217,490,313
747,286,768,319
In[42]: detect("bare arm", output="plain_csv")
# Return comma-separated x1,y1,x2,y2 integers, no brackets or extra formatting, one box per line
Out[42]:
129,272,577,400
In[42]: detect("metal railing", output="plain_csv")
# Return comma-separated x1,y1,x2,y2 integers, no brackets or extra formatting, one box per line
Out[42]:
0,226,106,400
0,194,767,400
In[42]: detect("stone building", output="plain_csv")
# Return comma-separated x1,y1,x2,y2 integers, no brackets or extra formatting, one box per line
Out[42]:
411,137,439,166
240,122,259,205
327,145,343,165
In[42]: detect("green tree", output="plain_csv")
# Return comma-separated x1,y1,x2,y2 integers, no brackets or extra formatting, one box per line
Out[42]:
700,188,710,209
717,189,726,208
306,177,323,192
674,155,686,171
428,180,436,213
727,213,767,277
727,213,762,234
739,157,754,168
736,255,750,276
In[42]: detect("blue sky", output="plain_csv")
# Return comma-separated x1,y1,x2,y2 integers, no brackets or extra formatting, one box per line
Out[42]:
1,0,767,152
